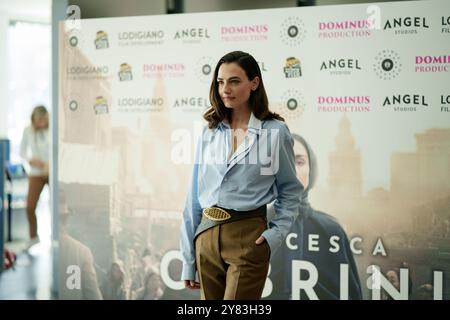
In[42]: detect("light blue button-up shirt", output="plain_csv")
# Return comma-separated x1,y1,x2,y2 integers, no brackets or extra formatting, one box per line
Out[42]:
180,113,303,281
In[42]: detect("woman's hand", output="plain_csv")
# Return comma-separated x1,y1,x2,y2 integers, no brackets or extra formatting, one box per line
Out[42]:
255,235,266,245
184,280,201,289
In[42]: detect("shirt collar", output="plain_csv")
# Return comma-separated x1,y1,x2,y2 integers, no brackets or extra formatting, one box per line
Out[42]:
218,118,230,130
217,112,262,135
248,112,262,134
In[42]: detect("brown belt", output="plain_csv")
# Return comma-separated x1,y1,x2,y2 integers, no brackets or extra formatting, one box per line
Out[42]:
194,205,267,240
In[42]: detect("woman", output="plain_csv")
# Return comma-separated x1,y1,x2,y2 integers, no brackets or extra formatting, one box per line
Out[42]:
132,266,164,300
269,134,362,300
20,105,49,250
180,51,303,300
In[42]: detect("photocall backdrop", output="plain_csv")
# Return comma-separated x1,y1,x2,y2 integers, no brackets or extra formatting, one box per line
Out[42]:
58,0,450,300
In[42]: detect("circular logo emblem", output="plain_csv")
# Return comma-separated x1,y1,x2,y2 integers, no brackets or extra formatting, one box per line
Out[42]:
69,100,78,111
69,36,78,47
288,25,299,38
287,98,298,110
281,17,306,46
272,89,306,120
373,50,402,80
381,58,394,72
196,56,215,83
202,64,212,76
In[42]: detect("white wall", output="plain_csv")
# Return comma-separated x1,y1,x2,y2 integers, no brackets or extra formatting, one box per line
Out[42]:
0,0,51,23
0,12,7,138
0,0,51,138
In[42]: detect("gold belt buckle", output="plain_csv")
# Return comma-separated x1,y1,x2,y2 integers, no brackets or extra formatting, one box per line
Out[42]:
203,207,231,221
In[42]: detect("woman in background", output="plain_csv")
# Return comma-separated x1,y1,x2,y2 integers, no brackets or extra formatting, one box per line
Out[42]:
269,134,362,300
20,105,49,250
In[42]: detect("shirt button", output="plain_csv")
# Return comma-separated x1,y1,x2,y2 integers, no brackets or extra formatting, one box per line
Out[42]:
224,178,228,182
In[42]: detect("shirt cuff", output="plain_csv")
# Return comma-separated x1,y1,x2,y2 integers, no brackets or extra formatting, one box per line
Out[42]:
181,262,196,281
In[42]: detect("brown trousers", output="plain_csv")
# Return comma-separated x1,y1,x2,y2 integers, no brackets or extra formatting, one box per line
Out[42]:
195,216,270,300
26,176,49,239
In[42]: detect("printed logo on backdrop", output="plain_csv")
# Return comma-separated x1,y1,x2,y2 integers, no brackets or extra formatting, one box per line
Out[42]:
320,58,362,76
284,57,302,78
117,97,164,113
143,63,185,78
94,31,109,49
93,96,109,115
173,27,210,44
118,63,133,81
373,50,402,80
172,97,209,112
67,65,110,80
69,35,79,47
272,89,305,120
68,100,78,112
280,17,306,46
382,94,429,112
317,96,371,113
220,24,268,42
195,56,215,83
318,19,372,39
442,16,450,34
118,30,164,47
64,25,86,49
66,29,85,49
415,55,450,73
383,16,429,35
441,94,450,112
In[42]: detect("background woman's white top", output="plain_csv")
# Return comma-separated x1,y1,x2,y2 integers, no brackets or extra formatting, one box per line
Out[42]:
20,125,49,177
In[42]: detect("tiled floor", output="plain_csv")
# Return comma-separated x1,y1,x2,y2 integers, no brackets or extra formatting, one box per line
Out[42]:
0,187,55,300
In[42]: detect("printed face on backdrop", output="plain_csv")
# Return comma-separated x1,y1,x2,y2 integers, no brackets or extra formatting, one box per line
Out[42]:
293,140,309,189
217,62,260,111
386,270,400,290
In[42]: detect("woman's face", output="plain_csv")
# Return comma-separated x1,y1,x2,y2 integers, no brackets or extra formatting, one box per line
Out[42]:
217,62,259,110
34,114,49,129
293,140,309,189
